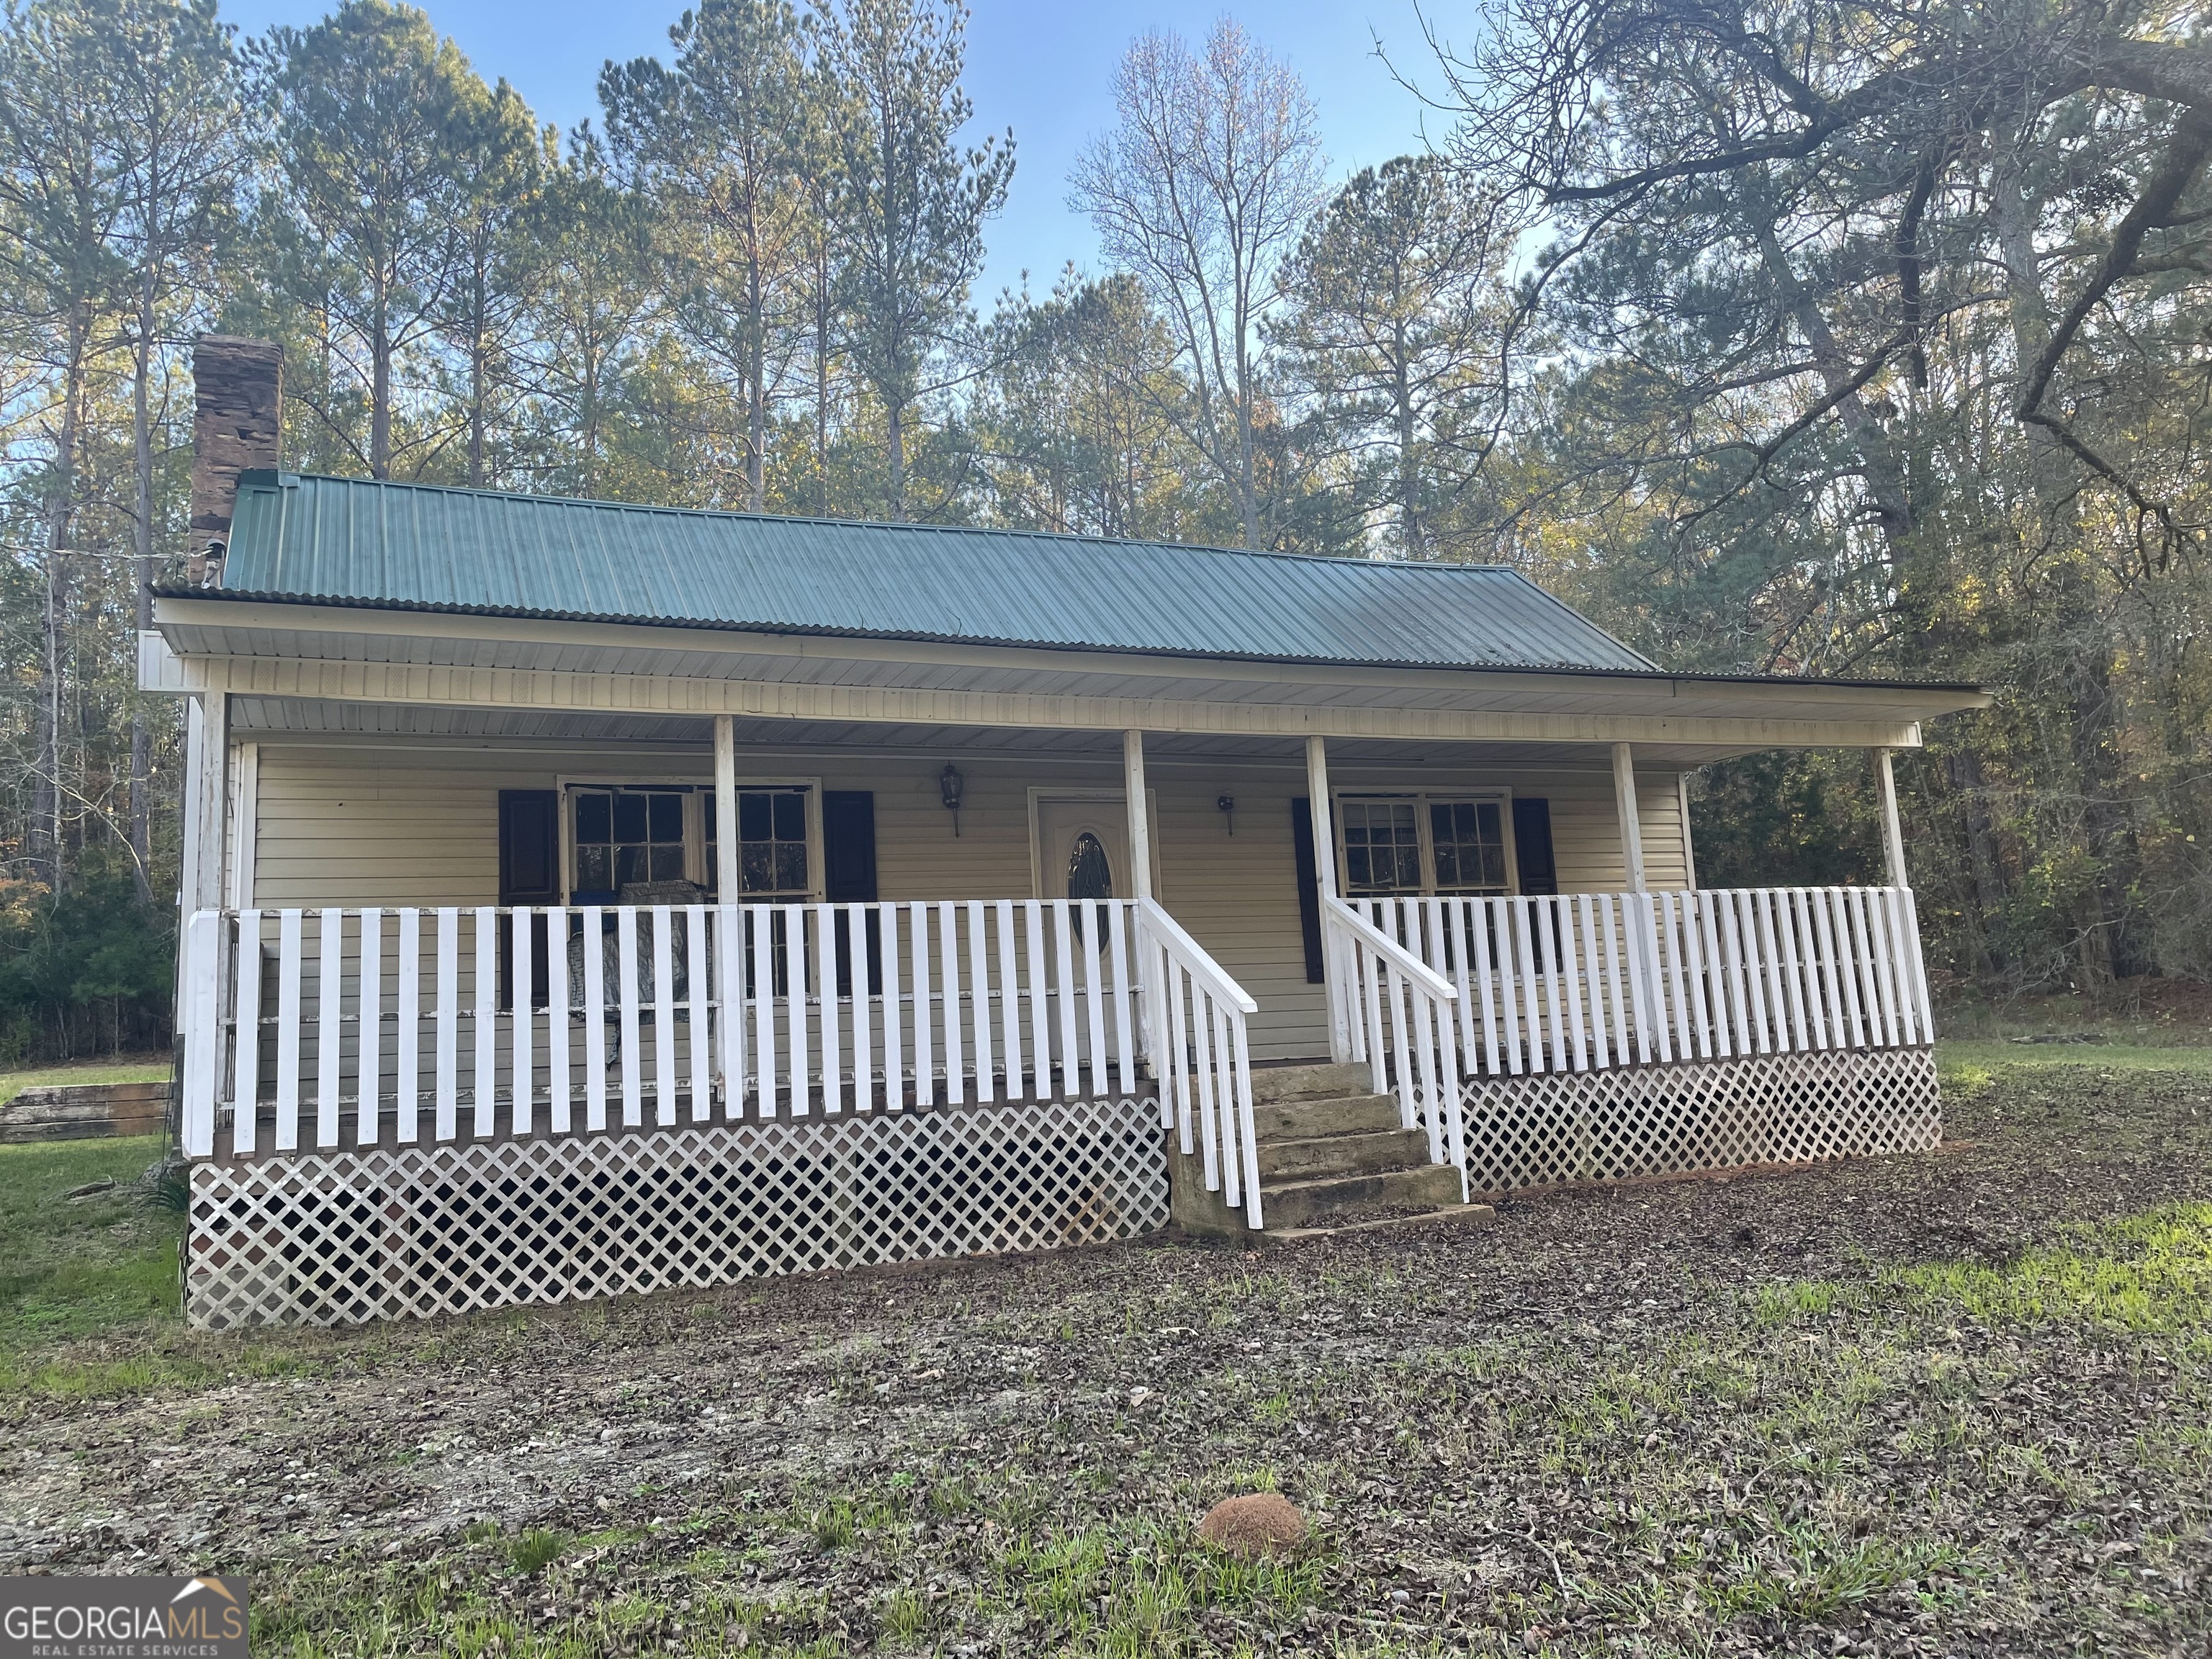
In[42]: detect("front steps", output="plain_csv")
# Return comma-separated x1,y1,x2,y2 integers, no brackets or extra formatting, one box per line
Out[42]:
1170,1061,1467,1235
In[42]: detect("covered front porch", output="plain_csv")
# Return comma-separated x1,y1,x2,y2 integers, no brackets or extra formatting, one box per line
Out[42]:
162,685,1944,1325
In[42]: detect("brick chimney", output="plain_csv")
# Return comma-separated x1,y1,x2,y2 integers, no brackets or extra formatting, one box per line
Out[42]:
188,336,283,586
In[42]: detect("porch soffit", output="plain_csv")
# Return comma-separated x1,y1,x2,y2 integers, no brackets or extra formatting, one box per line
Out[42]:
153,598,1986,748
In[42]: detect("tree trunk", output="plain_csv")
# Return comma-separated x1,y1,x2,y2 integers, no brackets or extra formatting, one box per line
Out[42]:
1394,321,1423,559
747,234,767,513
370,278,392,479
814,282,830,516
1944,747,2005,973
1753,222,1914,549
467,323,487,487
886,396,905,521
1232,326,1260,549
33,304,89,892
2067,645,2148,982
129,274,158,902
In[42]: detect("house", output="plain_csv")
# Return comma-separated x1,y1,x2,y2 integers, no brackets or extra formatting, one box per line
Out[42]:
146,338,1990,1328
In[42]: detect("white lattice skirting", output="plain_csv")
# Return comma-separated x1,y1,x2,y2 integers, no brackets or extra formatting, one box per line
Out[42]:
184,1099,1167,1328
1459,1045,1940,1196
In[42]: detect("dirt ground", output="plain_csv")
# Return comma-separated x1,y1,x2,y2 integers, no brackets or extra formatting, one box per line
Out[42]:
2,1059,2209,1657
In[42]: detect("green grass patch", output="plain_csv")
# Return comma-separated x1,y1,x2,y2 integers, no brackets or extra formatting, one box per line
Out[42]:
1936,1038,2212,1092
1899,1202,2212,1336
1754,1202,2212,1341
0,1055,171,1107
0,1135,179,1346
0,1135,318,1409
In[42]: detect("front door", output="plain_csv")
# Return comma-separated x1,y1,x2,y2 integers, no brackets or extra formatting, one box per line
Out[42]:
1035,796,1131,906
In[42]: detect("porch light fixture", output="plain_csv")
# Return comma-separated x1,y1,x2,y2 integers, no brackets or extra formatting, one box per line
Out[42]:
1217,794,1236,835
939,763,964,837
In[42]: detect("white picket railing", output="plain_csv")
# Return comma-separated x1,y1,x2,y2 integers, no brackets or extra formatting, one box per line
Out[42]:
1339,886,1933,1082
182,899,1129,1150
1137,898,1264,1228
1321,898,1465,1187
176,896,1269,1227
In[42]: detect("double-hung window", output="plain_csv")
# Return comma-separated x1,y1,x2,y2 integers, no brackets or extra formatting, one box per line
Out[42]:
724,786,812,899
570,786,692,899
564,780,819,902
1335,791,1513,897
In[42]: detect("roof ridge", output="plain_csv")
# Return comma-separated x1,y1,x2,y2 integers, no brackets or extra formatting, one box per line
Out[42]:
251,469,1527,577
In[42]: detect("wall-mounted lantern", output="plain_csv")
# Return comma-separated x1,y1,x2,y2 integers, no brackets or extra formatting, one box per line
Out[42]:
940,763,965,837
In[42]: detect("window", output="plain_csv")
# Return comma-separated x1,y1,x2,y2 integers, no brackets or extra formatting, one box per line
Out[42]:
1339,799,1424,895
731,786,811,898
1335,791,1513,897
571,786,688,897
1429,799,1509,894
564,779,819,902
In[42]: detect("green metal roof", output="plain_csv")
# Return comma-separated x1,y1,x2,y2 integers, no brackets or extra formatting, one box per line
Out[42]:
202,471,1660,674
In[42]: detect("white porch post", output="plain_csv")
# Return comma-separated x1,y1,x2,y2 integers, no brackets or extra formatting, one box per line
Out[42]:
1611,741,1647,892
713,714,739,899
226,740,258,909
180,689,228,914
1306,734,1350,1062
1121,729,1154,902
1677,772,1698,889
1876,747,1910,889
176,690,229,1158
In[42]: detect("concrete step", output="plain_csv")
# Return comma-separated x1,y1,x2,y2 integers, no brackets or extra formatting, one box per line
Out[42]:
1248,1061,1371,1106
1250,1091,1401,1141
1257,1126,1431,1181
1256,1161,1465,1231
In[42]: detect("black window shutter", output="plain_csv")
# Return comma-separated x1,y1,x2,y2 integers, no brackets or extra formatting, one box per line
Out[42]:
822,791,878,997
498,791,561,903
1290,796,1325,984
1513,797,1558,895
822,792,878,902
498,791,559,1010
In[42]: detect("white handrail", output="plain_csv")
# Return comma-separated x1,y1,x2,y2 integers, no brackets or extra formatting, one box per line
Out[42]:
1134,899,1258,1012
1323,897,1465,1187
1324,898,1459,1003
1134,896,1264,1228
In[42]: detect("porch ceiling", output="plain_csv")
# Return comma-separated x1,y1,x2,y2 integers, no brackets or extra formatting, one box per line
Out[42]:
228,697,1818,769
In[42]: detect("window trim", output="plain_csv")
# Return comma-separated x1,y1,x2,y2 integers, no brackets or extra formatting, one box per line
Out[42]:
554,773,824,902
1329,787,1519,898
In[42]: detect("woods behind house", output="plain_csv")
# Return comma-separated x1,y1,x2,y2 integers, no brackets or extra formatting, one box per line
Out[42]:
3,0,2208,1059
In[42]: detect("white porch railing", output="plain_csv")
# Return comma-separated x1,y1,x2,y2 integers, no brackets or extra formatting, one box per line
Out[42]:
178,898,1267,1228
1138,898,1264,1228
1321,898,1465,1192
1338,886,1933,1082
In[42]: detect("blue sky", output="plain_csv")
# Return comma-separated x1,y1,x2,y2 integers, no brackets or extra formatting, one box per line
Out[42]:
218,0,1459,301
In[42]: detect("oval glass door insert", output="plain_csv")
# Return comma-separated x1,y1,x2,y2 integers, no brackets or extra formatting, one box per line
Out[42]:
1066,831,1113,902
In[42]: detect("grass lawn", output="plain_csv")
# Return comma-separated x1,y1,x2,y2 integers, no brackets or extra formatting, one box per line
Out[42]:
0,1134,177,1345
0,1044,2206,1656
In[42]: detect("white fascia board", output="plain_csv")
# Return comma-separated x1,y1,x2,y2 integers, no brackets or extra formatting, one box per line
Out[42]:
148,595,1991,726
159,648,1928,750
138,629,187,694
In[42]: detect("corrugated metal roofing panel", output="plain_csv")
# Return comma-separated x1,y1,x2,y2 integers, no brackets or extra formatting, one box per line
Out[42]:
210,472,1658,673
